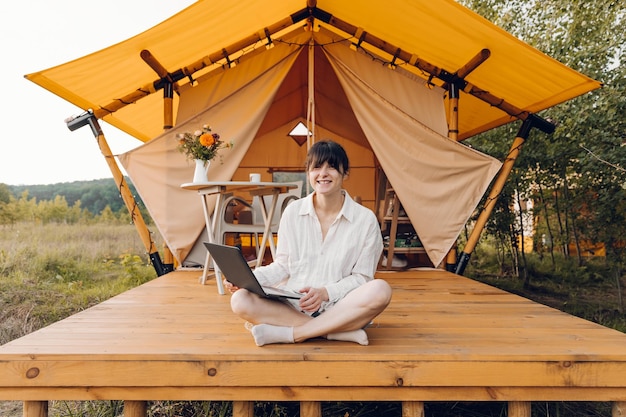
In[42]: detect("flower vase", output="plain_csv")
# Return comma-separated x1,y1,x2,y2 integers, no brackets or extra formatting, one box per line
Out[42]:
193,159,210,183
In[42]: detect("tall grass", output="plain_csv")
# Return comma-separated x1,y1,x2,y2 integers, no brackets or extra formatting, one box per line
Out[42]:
465,242,626,333
0,222,160,345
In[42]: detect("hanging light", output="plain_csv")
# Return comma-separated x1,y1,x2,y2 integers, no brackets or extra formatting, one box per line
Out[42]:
287,121,312,146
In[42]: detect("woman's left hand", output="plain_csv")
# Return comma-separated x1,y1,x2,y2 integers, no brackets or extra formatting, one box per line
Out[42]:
298,286,329,313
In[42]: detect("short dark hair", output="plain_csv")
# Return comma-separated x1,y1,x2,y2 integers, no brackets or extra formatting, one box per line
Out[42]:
305,140,349,175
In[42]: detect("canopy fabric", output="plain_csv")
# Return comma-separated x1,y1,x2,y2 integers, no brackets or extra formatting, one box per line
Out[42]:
323,40,502,265
26,0,600,268
119,30,501,267
25,0,600,143
118,40,302,264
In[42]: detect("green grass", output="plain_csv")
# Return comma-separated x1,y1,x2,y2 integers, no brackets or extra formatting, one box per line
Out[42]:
465,242,626,333
0,222,160,344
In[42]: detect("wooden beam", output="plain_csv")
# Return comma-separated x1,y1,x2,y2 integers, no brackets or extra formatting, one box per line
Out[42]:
140,49,177,130
441,48,491,92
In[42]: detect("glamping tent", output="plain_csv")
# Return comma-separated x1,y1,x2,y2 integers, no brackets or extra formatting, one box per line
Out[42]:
26,0,601,274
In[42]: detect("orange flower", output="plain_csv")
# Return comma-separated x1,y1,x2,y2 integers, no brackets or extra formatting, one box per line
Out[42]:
199,133,215,147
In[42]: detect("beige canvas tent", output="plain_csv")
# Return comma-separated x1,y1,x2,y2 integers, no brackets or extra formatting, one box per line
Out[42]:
26,0,601,273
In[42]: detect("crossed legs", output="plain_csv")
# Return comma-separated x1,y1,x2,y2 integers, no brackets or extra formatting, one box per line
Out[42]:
230,279,392,346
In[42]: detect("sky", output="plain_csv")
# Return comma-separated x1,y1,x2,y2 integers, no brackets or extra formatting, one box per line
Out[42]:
0,1,196,185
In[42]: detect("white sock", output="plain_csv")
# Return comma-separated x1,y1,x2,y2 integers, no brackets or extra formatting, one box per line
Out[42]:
327,329,369,345
251,324,294,346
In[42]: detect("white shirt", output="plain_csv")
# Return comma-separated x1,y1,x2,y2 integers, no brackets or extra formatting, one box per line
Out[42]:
254,190,383,303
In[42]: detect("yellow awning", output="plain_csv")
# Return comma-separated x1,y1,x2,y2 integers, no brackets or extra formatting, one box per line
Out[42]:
26,0,600,143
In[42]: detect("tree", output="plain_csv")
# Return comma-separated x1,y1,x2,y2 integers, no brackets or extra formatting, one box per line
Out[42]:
460,0,625,278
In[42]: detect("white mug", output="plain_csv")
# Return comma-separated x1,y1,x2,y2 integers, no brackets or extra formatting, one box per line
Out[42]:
249,173,261,182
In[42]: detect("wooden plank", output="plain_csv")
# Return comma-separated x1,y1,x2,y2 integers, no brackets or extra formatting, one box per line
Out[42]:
2,360,626,388
3,386,626,402
1,269,626,407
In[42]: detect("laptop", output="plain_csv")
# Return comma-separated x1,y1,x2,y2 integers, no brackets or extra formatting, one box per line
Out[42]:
203,242,302,300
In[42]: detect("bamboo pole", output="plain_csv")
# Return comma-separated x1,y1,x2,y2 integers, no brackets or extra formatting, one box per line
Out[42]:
442,50,490,270
455,117,541,276
445,82,460,271
66,112,170,276
140,49,176,130
140,49,177,268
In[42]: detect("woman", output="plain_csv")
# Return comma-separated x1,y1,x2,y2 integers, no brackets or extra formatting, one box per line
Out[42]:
225,140,392,346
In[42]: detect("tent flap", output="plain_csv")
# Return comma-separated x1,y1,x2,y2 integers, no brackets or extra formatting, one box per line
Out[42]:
323,42,502,266
119,38,303,263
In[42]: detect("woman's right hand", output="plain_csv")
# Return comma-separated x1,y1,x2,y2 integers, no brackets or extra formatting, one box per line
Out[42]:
223,279,240,293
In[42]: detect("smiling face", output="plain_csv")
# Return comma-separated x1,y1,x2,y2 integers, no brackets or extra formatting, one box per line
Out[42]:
305,141,350,196
308,162,345,195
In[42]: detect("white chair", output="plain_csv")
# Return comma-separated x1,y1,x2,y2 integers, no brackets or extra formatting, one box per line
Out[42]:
216,181,302,260
262,181,302,234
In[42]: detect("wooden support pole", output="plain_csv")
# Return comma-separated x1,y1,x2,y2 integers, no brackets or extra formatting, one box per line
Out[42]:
455,117,536,276
139,50,177,267
140,49,176,131
124,400,147,417
445,81,461,271
233,401,254,417
508,401,531,417
402,401,424,417
467,135,526,250
23,401,47,417
68,113,172,275
614,401,626,417
93,123,158,255
301,401,321,417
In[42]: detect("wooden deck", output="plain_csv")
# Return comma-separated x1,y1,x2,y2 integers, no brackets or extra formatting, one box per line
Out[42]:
1,269,626,417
